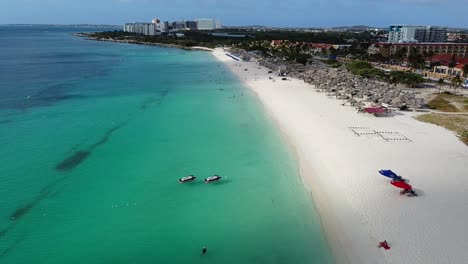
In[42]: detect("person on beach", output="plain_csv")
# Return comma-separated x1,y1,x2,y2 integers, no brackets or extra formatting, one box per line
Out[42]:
202,246,207,255
400,188,417,197
378,240,390,250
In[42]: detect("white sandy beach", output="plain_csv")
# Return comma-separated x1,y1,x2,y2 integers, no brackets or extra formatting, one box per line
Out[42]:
212,48,468,264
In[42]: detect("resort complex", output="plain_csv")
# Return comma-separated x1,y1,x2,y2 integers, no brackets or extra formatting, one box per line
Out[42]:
1,0,468,261
368,42,468,59
76,21,468,263
124,18,221,35
387,25,447,43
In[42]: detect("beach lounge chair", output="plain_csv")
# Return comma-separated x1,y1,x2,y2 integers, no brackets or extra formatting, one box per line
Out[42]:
364,107,387,116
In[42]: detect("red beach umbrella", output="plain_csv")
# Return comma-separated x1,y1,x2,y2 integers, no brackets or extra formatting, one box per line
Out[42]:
391,180,412,190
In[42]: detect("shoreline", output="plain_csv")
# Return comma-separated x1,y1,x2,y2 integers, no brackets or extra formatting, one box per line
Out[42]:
74,33,214,52
212,49,366,263
212,48,468,264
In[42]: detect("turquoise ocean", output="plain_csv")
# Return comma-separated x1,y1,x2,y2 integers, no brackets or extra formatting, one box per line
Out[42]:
0,26,333,264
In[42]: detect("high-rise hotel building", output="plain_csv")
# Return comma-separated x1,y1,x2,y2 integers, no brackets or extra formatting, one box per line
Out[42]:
124,21,163,36
388,25,447,43
195,19,215,30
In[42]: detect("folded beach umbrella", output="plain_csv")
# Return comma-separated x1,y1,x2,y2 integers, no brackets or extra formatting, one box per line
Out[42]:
379,170,399,179
380,170,405,181
391,180,412,190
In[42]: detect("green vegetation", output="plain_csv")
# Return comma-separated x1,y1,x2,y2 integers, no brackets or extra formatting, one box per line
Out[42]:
437,78,445,93
426,93,468,112
88,29,376,51
388,71,424,87
407,47,425,69
416,114,468,145
417,93,468,145
88,30,250,49
427,96,459,112
462,130,468,144
345,61,425,87
321,59,342,68
451,76,463,89
448,55,457,68
223,29,374,44
463,64,468,78
88,30,430,88
287,53,312,65
346,60,385,78
393,47,408,62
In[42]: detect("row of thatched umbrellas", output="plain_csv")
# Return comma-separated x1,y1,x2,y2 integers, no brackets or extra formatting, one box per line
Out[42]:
255,56,426,110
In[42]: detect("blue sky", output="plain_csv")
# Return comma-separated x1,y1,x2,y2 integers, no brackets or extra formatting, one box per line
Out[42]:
0,0,467,28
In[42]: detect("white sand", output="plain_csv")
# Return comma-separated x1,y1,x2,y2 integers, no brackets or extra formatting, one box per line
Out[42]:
212,48,468,264
189,46,215,52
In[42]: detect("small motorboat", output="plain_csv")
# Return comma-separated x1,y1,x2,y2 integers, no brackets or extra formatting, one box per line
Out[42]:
179,175,197,183
204,175,222,183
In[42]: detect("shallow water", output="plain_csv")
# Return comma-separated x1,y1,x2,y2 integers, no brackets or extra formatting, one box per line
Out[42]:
0,25,333,263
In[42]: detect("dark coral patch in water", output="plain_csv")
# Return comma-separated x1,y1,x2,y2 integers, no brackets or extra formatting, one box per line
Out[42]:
140,89,169,110
0,235,25,258
55,150,91,171
10,187,51,221
140,97,161,110
55,121,128,172
0,226,12,238
89,122,127,149
0,119,12,124
2,120,129,239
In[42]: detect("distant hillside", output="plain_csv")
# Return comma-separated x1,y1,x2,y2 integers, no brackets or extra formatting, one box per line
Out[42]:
223,24,385,31
330,25,382,31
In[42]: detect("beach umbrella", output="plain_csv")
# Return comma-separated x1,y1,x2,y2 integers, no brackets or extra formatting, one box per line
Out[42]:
391,180,412,190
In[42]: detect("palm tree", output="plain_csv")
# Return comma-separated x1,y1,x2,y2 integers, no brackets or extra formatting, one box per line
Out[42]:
451,76,463,93
427,50,435,66
438,78,445,94
394,47,407,64
462,64,468,78
408,47,425,69
448,55,457,77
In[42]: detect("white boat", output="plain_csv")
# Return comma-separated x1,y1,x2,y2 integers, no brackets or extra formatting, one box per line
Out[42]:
204,175,222,183
179,175,197,183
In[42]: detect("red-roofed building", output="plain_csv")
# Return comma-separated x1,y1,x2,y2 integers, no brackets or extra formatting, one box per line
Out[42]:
271,40,284,46
429,54,468,66
430,55,468,77
368,43,468,58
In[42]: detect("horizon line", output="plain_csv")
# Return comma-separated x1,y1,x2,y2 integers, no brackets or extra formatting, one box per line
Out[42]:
1,23,467,30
